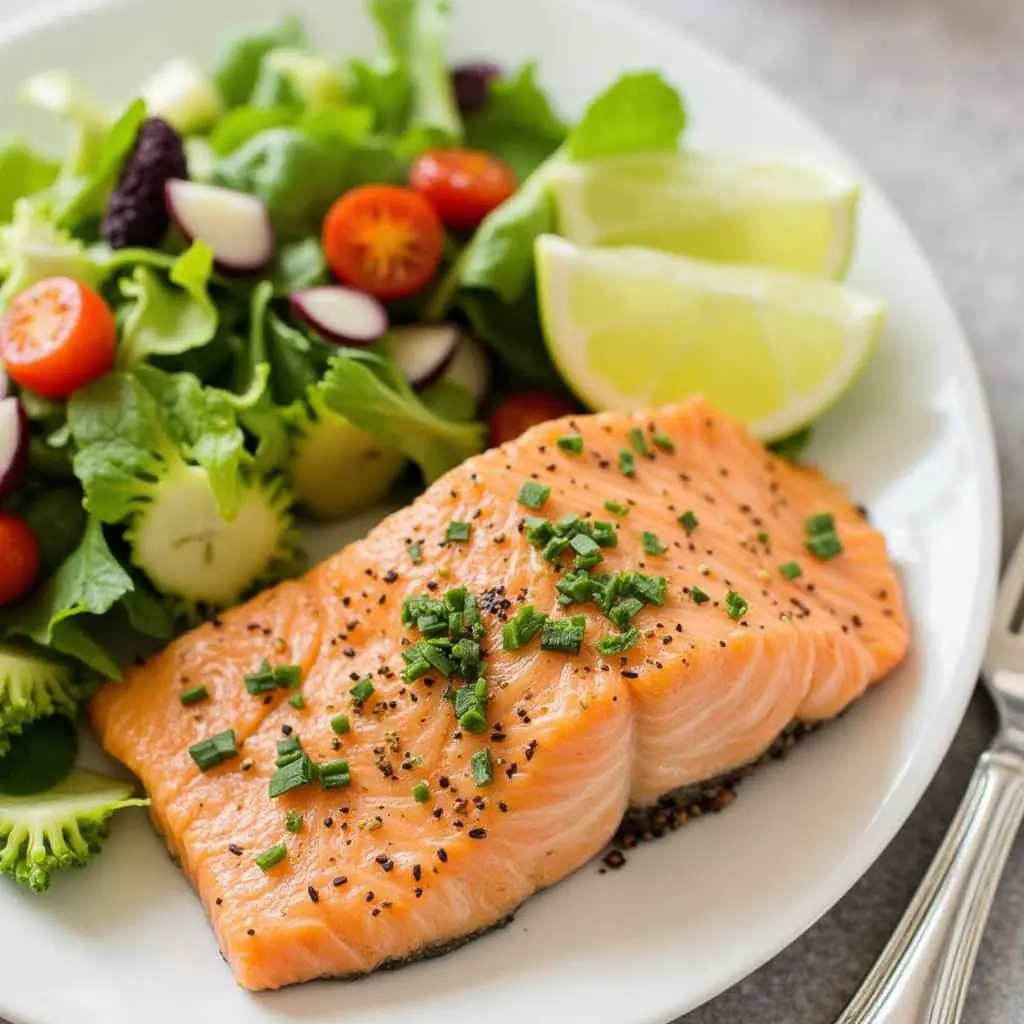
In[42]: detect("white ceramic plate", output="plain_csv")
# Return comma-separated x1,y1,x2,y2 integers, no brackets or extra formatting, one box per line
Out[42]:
0,0,1001,1021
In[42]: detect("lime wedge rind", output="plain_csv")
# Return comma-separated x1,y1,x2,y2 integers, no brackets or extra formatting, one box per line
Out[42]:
548,150,861,280
535,235,885,442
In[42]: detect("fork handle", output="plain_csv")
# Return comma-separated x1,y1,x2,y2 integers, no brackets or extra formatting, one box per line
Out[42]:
835,747,1024,1024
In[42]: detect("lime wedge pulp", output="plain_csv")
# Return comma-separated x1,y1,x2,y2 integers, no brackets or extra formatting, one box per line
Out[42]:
548,150,861,279
535,235,885,442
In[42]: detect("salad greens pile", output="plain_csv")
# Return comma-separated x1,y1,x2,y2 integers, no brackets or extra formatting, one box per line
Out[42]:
0,0,690,889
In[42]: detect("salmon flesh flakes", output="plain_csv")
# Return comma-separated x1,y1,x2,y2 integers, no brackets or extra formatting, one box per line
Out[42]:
90,397,909,992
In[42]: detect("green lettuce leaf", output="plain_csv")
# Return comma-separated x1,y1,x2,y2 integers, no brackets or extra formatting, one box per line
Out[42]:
20,487,87,573
230,282,298,473
271,236,327,293
369,0,462,144
458,173,556,301
567,71,686,160
0,141,59,222
67,372,176,525
54,98,148,231
261,49,346,107
19,71,109,181
133,366,250,521
68,366,255,524
0,198,102,307
120,575,175,640
459,285,562,391
463,62,566,181
316,348,484,482
211,15,307,108
2,517,135,678
116,242,217,368
342,59,410,136
208,104,298,156
213,127,349,240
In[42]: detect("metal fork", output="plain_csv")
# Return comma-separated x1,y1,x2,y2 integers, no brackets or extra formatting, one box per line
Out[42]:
836,531,1024,1023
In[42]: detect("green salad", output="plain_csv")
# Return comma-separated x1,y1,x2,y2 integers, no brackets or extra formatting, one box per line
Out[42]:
0,0,883,891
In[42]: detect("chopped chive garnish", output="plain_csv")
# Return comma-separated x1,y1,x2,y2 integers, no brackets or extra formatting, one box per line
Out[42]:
628,427,649,456
253,843,288,872
420,641,454,676
690,586,710,605
604,499,629,517
725,590,749,621
806,532,843,560
541,536,570,563
502,605,548,651
349,678,375,706
407,541,423,565
805,509,842,560
460,708,487,733
609,596,644,629
557,570,598,606
517,480,552,510
678,510,699,535
806,512,835,535
188,730,238,771
597,627,641,656
618,450,637,477
591,521,618,547
275,735,302,766
444,520,471,543
524,516,553,545
627,573,667,606
289,693,305,710
540,615,586,654
269,753,317,797
642,531,667,556
652,432,675,453
412,781,431,803
779,561,803,580
244,659,302,695
285,811,304,834
179,685,209,706
319,759,351,790
557,433,584,454
756,531,771,545
331,714,351,735
570,533,601,559
470,748,494,787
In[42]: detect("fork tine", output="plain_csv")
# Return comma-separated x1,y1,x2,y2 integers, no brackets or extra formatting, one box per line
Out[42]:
993,530,1024,634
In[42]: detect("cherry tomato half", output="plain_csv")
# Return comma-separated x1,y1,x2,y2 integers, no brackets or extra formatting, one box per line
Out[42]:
0,513,41,607
488,391,578,447
0,277,117,399
322,186,445,301
411,149,518,231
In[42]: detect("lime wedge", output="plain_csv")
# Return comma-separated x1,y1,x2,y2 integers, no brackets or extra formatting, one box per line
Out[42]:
548,151,860,279
535,235,885,441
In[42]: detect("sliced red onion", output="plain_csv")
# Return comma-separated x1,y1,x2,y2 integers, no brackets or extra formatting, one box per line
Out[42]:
290,286,389,347
165,178,275,275
0,396,29,500
390,324,462,389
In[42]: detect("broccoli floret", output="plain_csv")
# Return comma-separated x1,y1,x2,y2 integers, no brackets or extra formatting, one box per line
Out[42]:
0,642,87,757
126,461,302,620
0,769,148,892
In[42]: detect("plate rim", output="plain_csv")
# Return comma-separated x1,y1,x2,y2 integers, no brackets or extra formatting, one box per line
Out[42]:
0,0,1003,1020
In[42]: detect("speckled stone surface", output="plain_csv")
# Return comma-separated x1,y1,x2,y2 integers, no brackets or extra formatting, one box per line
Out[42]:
620,0,1024,1020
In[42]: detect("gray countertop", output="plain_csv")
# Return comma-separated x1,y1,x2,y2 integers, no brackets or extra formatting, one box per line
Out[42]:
622,0,1024,1020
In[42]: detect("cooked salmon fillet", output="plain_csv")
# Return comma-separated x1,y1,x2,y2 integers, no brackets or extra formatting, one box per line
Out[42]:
90,397,909,991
